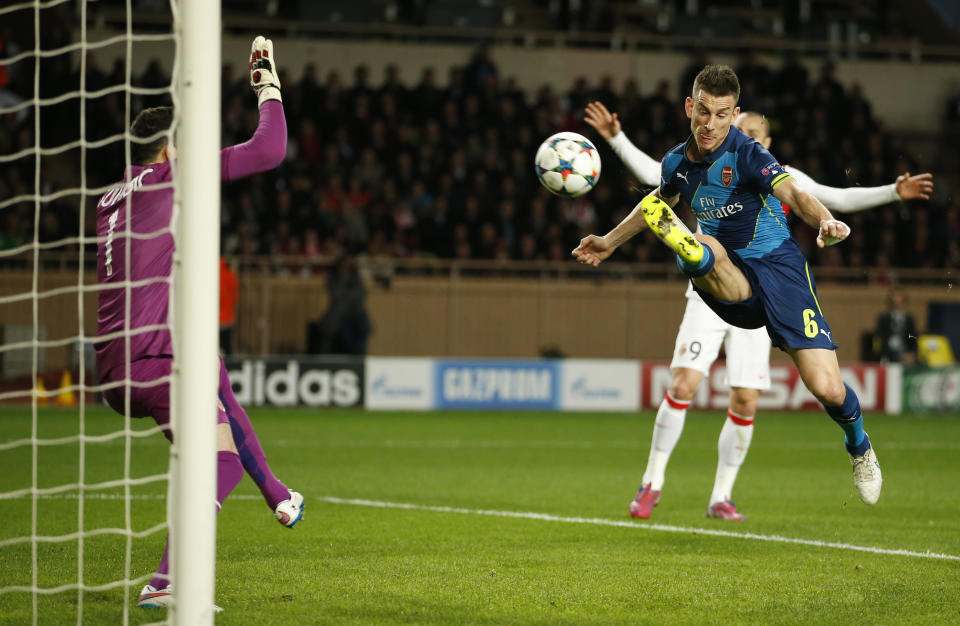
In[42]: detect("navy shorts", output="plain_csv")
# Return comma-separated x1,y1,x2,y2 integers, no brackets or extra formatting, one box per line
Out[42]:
691,239,837,351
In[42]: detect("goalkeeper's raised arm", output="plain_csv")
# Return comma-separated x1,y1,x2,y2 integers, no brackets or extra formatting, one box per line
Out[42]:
221,36,287,182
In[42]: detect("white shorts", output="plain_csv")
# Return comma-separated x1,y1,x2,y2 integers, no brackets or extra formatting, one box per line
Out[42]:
669,295,772,390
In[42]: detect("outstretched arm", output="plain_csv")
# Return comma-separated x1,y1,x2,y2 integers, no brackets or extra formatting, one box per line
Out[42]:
221,36,287,181
773,177,849,248
584,101,661,186
571,188,677,266
786,166,933,213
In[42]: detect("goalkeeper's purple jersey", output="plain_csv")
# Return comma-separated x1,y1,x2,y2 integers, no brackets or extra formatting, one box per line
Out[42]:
95,100,287,381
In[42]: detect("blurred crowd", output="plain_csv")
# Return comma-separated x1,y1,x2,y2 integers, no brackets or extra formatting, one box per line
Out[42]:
1,16,958,272
207,47,960,271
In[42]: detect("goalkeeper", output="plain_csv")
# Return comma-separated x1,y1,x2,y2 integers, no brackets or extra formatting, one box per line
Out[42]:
94,37,302,610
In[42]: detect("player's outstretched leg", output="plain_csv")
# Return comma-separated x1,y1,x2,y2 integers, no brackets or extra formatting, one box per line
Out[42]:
630,391,689,518
218,359,305,526
792,349,881,505
139,450,243,609
707,409,753,521
640,196,709,266
826,383,882,505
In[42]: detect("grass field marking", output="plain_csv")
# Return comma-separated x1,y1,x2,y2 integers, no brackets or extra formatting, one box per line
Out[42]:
273,438,642,449
268,438,960,451
6,492,959,563
318,496,960,563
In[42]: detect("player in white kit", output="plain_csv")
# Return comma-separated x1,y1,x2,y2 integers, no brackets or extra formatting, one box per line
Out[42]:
584,102,933,520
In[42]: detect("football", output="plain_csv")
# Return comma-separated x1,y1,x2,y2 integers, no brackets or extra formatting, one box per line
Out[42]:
534,132,601,197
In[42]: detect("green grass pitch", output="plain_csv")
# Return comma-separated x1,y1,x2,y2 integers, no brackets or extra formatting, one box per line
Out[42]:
1,406,959,624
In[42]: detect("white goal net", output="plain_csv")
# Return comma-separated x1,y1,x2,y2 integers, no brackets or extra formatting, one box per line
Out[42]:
0,1,219,624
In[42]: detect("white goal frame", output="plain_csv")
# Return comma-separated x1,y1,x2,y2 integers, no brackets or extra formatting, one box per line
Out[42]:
0,1,223,623
170,0,221,624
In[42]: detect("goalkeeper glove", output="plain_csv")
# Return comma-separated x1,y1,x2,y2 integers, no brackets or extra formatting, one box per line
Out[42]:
249,36,281,107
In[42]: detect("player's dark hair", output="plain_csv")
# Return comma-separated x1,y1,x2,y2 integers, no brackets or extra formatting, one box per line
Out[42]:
692,65,740,102
130,106,173,165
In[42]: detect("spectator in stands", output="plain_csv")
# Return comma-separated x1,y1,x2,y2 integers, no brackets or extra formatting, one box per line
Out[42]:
298,62,322,108
464,46,498,92
0,8,950,273
347,63,374,112
0,211,27,250
774,50,808,95
873,288,917,364
412,66,443,121
380,63,408,109
138,59,170,109
308,255,372,355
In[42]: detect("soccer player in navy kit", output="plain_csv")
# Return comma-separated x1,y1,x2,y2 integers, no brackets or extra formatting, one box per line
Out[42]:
573,64,882,506
583,104,931,520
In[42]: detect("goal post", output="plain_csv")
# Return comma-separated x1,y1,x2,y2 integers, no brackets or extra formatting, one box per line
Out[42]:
171,0,221,623
0,1,221,623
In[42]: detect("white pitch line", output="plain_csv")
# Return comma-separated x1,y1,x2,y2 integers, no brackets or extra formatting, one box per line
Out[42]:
267,439,960,451
4,492,958,562
318,496,960,563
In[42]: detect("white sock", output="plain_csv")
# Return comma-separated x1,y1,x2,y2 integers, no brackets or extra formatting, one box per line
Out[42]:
641,392,690,490
710,410,755,505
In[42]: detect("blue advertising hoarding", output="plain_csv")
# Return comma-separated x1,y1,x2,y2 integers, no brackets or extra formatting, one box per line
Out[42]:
434,359,560,409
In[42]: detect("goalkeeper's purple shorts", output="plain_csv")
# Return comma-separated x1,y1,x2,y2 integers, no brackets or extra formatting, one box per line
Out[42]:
102,355,231,442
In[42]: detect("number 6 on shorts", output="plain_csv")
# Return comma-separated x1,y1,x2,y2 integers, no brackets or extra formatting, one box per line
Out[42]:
802,308,819,338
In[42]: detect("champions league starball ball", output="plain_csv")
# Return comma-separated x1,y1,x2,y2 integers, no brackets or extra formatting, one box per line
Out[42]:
534,132,601,198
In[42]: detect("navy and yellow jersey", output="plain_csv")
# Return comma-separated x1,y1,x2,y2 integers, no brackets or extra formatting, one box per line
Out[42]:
659,126,793,259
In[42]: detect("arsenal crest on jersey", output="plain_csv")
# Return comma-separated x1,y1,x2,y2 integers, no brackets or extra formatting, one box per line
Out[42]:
721,166,733,186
